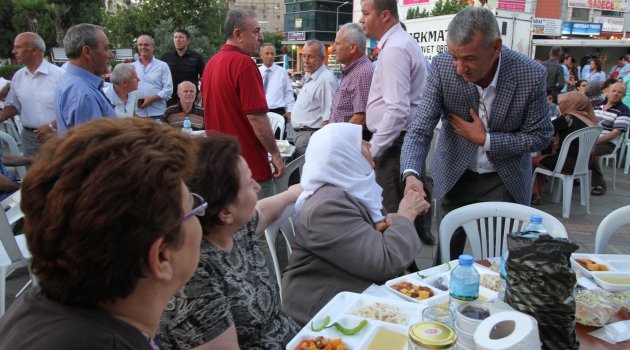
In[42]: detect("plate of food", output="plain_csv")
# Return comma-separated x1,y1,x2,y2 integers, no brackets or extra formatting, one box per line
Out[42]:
385,276,444,304
571,254,613,278
286,292,422,350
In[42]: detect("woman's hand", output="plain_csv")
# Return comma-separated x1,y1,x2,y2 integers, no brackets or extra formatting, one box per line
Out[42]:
397,190,431,223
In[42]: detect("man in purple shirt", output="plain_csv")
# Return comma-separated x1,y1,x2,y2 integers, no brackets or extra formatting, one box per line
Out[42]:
329,23,374,141
55,23,115,133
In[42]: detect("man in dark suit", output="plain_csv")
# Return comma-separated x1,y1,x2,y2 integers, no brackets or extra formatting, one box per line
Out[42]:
401,7,553,264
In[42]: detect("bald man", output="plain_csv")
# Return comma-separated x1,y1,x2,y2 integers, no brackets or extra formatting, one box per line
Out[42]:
0,32,64,156
163,81,204,130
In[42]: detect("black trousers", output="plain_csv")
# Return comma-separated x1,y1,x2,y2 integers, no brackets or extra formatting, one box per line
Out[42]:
433,170,515,265
374,133,433,246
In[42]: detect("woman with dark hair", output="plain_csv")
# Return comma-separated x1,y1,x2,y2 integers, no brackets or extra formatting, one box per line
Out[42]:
576,79,588,93
589,57,606,85
0,118,202,349
531,92,597,204
159,133,300,350
281,123,430,325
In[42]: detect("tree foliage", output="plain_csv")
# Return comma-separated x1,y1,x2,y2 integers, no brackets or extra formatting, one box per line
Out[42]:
105,0,233,57
6,0,104,58
406,0,469,20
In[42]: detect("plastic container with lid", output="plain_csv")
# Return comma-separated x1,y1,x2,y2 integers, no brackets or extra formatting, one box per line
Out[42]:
449,255,480,314
408,321,457,350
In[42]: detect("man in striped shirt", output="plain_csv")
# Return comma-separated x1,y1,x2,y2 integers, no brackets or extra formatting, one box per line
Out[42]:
329,23,374,141
591,81,630,196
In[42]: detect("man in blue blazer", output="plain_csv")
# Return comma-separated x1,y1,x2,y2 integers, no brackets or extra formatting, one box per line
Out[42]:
401,7,553,263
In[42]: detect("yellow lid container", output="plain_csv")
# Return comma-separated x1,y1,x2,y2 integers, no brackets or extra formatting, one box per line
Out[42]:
408,321,458,350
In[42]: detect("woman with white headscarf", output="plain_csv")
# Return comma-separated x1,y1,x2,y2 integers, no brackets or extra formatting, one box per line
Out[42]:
281,123,430,325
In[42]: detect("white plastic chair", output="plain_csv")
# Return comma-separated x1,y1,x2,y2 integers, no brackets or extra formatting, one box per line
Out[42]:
0,131,27,180
264,203,296,301
599,137,622,190
594,205,630,254
532,126,601,218
618,128,630,174
0,199,31,316
439,202,568,262
274,155,305,193
268,112,286,140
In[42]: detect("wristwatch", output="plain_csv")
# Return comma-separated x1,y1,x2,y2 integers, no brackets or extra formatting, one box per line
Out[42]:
48,123,57,133
402,172,420,183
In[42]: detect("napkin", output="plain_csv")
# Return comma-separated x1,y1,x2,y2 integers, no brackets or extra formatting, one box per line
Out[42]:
589,320,630,344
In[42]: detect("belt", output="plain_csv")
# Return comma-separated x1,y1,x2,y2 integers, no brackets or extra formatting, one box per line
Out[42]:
293,127,320,132
23,126,37,132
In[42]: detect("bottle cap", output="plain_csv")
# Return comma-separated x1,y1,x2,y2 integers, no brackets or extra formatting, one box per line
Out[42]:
530,215,542,224
459,254,474,265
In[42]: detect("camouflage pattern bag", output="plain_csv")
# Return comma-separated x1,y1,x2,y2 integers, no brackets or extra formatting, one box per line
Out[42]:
504,233,580,350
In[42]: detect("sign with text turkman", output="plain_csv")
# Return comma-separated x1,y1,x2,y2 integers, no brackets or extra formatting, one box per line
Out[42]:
288,31,306,41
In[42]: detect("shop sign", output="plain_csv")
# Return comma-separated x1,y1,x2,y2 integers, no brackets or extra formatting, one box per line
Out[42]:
288,31,306,41
295,18,302,29
593,16,625,32
568,0,630,12
532,18,562,36
498,0,527,12
561,22,603,35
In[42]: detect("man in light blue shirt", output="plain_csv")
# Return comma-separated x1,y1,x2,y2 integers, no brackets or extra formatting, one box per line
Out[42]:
104,63,139,117
133,35,172,120
55,23,116,133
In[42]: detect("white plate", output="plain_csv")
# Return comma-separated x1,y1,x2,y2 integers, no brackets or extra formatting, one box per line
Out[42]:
591,272,630,292
385,276,445,305
286,292,420,350
570,253,616,278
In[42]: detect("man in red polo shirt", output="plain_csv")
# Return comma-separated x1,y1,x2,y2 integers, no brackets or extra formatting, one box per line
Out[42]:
202,8,284,198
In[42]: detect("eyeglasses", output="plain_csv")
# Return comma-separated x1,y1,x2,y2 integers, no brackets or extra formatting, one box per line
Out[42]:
180,193,207,222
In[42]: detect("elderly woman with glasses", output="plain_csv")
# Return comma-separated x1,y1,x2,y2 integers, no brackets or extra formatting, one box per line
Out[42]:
0,118,201,349
159,133,301,350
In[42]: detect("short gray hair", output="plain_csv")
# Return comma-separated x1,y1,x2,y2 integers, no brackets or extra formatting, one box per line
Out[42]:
21,32,46,54
63,23,103,59
138,34,154,45
111,63,136,85
339,23,366,52
447,7,500,48
260,42,275,53
224,8,257,41
550,46,562,57
304,40,325,58
178,80,195,92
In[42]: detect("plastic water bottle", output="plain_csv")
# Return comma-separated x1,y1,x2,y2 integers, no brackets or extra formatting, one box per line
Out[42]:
522,215,547,236
182,116,192,135
449,255,480,314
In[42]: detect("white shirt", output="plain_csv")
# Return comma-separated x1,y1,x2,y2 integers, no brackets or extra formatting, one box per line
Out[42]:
470,54,502,174
258,63,295,112
5,59,64,128
103,85,137,117
133,57,173,117
366,23,428,157
292,64,339,128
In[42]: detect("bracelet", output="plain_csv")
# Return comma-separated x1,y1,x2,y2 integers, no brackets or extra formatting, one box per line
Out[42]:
48,123,57,132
